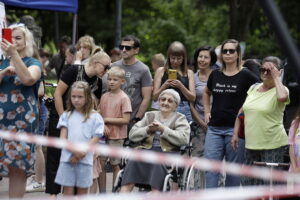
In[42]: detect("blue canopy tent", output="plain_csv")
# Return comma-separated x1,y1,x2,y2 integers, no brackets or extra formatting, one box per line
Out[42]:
0,0,77,13
1,0,78,44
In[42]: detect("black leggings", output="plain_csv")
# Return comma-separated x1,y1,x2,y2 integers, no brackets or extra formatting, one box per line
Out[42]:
45,112,61,195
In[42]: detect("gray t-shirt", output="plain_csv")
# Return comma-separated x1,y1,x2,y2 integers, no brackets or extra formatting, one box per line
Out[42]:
194,71,207,120
112,60,152,119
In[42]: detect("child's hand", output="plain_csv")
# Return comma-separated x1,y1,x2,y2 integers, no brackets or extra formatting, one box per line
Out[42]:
69,155,80,164
70,151,87,163
104,125,110,137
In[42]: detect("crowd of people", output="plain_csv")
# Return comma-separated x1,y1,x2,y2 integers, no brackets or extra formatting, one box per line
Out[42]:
0,19,299,199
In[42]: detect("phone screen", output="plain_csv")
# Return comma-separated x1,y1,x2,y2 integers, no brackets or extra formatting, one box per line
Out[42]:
2,28,12,43
168,69,177,80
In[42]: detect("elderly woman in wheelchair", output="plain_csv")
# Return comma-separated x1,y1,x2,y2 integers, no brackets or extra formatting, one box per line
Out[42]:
119,89,190,192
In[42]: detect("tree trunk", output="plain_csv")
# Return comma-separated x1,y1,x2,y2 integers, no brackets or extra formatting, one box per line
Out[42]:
229,0,258,41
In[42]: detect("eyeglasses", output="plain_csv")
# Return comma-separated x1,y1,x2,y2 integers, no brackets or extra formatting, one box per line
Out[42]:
160,97,175,104
119,45,134,51
222,49,236,54
259,68,270,74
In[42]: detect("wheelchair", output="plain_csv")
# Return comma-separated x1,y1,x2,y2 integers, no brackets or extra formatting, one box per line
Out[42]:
180,121,206,191
112,147,187,192
112,122,206,192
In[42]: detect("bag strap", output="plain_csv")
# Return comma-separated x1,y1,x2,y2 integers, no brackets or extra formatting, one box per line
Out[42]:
76,64,84,81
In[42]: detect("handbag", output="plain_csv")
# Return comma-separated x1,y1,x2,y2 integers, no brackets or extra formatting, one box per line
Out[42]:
238,112,245,139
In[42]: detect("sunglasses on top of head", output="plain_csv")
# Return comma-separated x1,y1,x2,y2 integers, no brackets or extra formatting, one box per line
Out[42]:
119,45,134,51
222,49,236,54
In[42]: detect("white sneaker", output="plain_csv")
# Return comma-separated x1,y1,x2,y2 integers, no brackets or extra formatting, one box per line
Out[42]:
26,180,45,192
27,176,35,184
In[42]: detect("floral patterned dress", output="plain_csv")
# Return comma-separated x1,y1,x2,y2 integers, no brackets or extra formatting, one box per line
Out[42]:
0,57,41,177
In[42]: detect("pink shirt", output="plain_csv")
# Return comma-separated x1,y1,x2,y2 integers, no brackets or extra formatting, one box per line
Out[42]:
100,90,132,139
288,119,300,172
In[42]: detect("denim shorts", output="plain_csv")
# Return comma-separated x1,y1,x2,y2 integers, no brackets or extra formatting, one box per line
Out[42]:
55,162,93,188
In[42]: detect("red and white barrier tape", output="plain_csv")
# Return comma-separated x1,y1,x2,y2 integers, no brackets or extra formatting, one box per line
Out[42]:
0,130,299,184
3,185,300,200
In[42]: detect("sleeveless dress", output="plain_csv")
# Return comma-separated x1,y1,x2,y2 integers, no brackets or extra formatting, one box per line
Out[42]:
0,57,41,176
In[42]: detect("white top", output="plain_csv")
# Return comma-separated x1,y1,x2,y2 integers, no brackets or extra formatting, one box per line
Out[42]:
57,110,104,165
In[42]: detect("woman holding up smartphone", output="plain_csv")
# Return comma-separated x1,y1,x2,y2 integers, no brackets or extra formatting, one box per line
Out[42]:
0,23,42,198
153,41,195,122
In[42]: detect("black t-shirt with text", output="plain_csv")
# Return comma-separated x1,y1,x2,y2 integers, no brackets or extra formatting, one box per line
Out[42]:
207,68,259,127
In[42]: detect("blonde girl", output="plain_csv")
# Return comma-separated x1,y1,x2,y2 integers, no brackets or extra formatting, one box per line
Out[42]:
54,81,104,196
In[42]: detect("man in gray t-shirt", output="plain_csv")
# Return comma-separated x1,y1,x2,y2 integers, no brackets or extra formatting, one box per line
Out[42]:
112,35,152,129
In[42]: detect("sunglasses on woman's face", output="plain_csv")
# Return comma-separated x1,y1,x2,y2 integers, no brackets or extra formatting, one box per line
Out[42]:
222,49,236,54
259,68,270,74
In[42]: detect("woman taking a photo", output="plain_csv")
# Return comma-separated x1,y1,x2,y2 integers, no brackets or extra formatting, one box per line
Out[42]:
231,56,289,186
153,41,195,122
0,23,42,198
203,39,259,188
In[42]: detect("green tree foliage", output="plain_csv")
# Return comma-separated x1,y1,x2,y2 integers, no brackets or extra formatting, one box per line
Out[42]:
4,0,300,63
132,0,229,63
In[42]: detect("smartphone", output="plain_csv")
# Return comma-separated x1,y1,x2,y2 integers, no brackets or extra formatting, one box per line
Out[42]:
2,28,12,43
168,69,177,80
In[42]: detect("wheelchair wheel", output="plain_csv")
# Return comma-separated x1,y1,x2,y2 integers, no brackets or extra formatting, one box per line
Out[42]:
182,164,205,191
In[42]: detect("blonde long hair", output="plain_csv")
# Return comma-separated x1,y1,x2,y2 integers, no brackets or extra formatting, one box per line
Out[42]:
9,24,36,57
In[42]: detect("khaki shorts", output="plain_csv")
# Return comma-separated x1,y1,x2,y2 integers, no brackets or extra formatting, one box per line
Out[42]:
100,139,124,165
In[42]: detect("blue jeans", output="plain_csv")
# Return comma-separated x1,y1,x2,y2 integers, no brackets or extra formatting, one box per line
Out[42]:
204,126,245,188
176,101,192,122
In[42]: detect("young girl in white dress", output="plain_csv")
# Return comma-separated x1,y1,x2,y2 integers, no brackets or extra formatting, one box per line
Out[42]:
55,81,104,195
